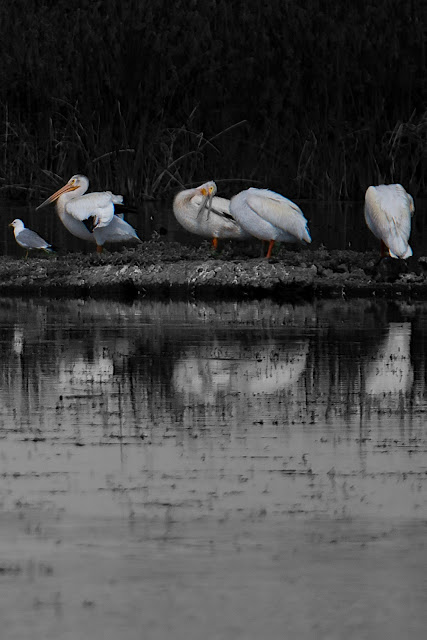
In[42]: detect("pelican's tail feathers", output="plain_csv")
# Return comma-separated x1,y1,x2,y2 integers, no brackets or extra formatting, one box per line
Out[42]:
389,244,412,259
302,227,312,244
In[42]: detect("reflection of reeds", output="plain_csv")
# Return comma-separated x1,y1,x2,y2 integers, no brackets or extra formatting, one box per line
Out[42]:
0,297,423,434
0,2,425,200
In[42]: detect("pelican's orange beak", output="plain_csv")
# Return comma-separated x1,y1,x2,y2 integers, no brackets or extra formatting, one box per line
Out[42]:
197,182,216,219
200,184,216,197
36,182,79,210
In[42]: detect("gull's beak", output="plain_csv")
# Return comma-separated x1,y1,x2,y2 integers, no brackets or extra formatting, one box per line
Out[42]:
36,182,78,210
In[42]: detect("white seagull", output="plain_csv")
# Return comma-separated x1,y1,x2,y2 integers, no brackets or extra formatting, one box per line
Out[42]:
230,187,312,258
36,175,141,253
364,184,414,259
173,181,249,249
9,219,54,258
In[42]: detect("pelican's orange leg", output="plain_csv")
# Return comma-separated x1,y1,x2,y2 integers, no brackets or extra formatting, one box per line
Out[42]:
212,237,218,251
96,245,103,254
266,239,275,259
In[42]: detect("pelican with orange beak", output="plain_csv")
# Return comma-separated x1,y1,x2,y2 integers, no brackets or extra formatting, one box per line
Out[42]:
173,181,249,250
37,175,141,253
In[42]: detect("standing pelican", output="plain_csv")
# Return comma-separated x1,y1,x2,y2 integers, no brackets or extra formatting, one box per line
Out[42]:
230,187,311,258
173,181,249,249
37,175,141,253
364,184,414,259
9,219,54,258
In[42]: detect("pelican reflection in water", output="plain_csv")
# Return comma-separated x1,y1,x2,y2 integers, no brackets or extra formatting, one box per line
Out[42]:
173,341,309,406
365,322,413,396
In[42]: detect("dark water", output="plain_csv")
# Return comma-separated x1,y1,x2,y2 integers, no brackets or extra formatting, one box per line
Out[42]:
1,297,427,639
2,196,427,257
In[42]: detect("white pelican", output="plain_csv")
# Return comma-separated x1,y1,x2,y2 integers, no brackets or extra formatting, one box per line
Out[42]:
9,219,53,258
173,181,250,249
37,175,141,253
230,187,312,258
364,184,414,259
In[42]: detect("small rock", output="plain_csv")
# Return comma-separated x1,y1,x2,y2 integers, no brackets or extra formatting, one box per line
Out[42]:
321,268,334,278
349,268,367,279
335,263,348,273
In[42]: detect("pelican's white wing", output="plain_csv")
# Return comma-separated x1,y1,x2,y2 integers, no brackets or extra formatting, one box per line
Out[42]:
65,191,121,228
175,190,249,240
245,188,312,243
94,215,141,245
191,194,231,218
364,184,413,259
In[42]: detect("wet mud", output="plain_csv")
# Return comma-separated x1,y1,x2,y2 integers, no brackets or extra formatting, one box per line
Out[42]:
1,241,427,299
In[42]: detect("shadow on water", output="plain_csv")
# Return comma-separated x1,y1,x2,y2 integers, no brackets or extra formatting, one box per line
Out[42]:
1,296,427,639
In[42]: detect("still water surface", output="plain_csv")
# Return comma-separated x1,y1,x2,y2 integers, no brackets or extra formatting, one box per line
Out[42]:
1,297,427,639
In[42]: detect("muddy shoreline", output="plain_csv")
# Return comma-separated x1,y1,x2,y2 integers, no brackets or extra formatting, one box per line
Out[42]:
1,241,426,300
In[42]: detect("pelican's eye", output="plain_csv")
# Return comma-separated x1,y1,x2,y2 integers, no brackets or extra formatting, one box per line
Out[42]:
208,186,214,194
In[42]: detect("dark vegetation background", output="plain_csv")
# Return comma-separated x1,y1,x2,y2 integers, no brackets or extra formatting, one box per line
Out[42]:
0,0,425,202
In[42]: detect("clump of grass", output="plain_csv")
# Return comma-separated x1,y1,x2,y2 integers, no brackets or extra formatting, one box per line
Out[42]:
0,1,425,201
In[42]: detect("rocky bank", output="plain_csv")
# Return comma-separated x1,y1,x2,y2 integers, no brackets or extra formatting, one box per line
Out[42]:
1,240,427,300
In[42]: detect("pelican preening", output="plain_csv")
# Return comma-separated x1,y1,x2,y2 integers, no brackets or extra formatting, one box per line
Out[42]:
364,184,414,259
174,181,417,261
9,219,54,258
230,187,312,258
37,175,141,253
173,181,250,249
13,172,417,261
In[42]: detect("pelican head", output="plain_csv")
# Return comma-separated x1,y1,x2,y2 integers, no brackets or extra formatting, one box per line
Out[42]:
36,174,90,210
197,181,217,218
